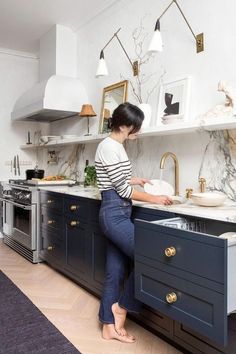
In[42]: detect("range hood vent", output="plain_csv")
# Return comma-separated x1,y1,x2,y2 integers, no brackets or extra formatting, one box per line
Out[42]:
11,25,88,122
11,75,88,122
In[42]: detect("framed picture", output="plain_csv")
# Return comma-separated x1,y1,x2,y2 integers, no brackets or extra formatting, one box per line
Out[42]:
156,77,192,125
99,80,128,134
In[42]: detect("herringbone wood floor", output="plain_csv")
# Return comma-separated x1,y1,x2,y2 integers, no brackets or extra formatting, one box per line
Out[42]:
0,240,182,354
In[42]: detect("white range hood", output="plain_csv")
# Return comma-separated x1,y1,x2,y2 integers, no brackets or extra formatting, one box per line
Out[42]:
11,25,88,122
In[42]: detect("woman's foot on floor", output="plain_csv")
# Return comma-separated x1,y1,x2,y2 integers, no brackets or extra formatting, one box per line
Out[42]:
102,324,135,343
111,302,135,340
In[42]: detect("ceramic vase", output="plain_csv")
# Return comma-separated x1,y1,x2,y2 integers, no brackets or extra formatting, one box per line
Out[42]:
138,103,152,128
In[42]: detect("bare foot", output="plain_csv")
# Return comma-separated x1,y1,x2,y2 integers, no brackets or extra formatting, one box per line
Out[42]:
111,302,127,335
102,324,135,343
111,302,135,340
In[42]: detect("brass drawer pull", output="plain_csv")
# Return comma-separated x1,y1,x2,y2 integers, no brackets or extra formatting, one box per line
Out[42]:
166,292,177,304
165,247,176,257
47,220,55,225
47,199,54,204
70,205,79,211
70,220,79,227
47,245,55,251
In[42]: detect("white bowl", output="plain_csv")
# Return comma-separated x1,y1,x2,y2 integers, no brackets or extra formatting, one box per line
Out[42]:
191,192,226,207
144,179,174,196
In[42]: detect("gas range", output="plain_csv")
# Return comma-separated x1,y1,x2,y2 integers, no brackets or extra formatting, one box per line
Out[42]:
2,179,41,263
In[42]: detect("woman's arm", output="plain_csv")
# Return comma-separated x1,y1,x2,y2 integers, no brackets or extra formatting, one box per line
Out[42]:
129,177,151,187
131,188,172,205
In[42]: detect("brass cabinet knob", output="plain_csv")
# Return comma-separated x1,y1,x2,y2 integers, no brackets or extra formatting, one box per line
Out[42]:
165,247,176,257
47,245,54,251
47,220,55,225
70,220,79,226
166,292,177,304
47,199,53,204
70,205,78,211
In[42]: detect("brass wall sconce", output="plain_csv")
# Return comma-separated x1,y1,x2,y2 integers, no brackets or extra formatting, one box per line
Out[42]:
96,28,139,77
148,0,204,54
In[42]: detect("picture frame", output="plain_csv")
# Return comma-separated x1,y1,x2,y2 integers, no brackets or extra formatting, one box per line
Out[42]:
99,80,128,134
156,77,192,125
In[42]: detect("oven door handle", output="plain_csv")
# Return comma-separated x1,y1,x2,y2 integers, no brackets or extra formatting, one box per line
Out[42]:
0,198,32,211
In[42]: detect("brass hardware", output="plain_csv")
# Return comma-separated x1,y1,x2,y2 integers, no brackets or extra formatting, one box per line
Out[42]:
165,247,176,257
160,152,179,196
185,188,193,199
70,205,78,211
47,199,53,204
199,177,206,193
47,245,54,251
157,0,204,53
196,33,204,53
70,220,79,227
100,28,139,76
47,220,55,225
166,292,177,304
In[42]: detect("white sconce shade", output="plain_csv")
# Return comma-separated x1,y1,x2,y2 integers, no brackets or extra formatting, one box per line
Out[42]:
147,20,163,54
96,50,108,77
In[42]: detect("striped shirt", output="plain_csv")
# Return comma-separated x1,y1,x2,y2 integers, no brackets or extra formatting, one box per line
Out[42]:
95,136,133,199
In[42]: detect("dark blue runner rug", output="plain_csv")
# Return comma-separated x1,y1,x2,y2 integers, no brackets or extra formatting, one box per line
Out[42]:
0,270,81,354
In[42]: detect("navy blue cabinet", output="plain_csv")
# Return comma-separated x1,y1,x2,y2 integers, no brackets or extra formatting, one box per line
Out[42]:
134,216,236,346
40,191,236,353
40,191,65,268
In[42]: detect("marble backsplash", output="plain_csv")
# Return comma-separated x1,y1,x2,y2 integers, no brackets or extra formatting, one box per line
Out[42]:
43,129,236,201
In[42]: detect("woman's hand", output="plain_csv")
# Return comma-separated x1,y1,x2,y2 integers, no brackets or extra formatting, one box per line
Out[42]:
130,177,151,187
150,195,173,205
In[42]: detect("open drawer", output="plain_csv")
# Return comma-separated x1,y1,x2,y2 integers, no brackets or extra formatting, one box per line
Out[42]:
134,216,236,346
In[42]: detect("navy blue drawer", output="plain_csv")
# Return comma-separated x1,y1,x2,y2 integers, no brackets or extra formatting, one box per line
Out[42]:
41,232,65,265
40,191,63,211
64,196,89,221
135,261,227,346
41,207,64,235
135,219,227,284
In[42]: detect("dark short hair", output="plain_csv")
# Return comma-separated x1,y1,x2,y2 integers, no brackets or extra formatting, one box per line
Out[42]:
109,102,144,134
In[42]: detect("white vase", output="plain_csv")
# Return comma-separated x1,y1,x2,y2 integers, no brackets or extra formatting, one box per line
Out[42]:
138,103,152,128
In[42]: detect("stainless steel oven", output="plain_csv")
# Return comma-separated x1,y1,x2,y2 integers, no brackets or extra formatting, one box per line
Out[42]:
1,181,41,263
11,199,36,250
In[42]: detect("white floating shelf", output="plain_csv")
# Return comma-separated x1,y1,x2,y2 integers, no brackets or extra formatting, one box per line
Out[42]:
20,116,236,150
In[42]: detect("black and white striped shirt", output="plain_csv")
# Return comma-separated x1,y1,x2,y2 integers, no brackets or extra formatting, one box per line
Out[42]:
95,137,133,199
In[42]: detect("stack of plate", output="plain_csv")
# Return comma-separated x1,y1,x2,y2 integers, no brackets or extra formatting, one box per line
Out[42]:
161,114,184,125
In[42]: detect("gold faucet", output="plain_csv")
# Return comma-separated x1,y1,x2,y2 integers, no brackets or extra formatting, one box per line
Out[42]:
199,177,206,193
160,152,180,196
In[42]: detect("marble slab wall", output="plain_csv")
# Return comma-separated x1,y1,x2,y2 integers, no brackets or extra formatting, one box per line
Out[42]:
43,128,236,201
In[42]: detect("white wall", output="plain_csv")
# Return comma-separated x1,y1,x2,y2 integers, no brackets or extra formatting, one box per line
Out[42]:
45,0,236,198
0,50,41,181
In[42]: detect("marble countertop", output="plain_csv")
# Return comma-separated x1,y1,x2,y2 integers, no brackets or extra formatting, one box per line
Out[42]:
39,185,236,224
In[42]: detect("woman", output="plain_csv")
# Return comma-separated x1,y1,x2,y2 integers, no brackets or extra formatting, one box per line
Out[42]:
95,102,172,343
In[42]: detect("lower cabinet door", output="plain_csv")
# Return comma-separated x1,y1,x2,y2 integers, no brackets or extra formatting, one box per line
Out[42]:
135,261,227,346
65,219,90,280
41,230,65,267
90,225,107,294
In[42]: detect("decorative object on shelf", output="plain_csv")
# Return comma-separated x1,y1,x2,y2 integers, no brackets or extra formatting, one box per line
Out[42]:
197,81,236,122
26,131,32,145
147,0,204,54
121,16,166,128
96,28,138,77
79,104,97,136
156,77,191,125
99,80,128,134
138,103,152,128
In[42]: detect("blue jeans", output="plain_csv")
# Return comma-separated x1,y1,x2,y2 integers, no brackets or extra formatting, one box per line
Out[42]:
98,189,142,324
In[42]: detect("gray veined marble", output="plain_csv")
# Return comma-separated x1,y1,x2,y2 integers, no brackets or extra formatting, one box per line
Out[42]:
199,130,236,200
